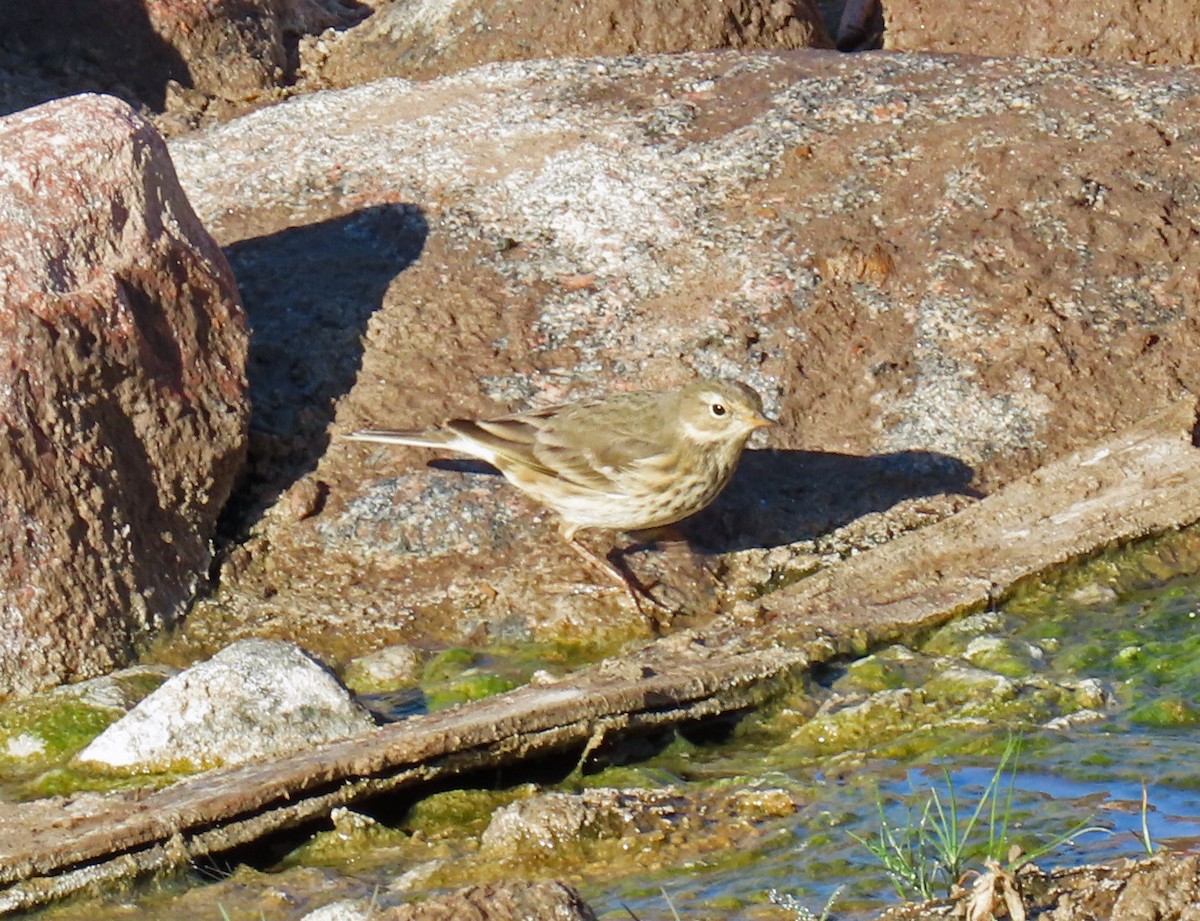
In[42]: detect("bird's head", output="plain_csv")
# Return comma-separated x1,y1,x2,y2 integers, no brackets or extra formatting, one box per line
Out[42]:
678,379,772,445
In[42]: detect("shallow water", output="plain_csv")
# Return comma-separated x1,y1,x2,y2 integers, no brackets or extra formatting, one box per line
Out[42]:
584,529,1200,918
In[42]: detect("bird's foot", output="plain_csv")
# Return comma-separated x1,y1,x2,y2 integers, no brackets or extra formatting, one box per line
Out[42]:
563,537,675,634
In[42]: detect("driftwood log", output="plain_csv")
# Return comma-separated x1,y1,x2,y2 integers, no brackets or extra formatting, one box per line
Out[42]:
1,403,1198,913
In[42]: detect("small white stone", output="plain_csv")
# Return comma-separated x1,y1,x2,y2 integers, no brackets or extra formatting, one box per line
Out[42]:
76,639,374,771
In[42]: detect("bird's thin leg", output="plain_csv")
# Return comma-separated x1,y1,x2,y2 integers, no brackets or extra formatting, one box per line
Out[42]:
627,524,722,583
563,535,638,597
562,535,671,629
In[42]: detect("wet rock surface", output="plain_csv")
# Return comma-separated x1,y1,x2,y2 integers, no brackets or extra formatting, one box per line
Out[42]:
0,94,248,697
479,786,797,857
0,665,175,778
305,880,600,921
0,410,1196,914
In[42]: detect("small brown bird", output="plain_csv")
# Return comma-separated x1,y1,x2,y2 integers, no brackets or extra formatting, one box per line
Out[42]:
345,378,771,612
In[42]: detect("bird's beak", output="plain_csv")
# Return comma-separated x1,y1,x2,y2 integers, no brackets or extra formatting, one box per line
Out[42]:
750,413,773,429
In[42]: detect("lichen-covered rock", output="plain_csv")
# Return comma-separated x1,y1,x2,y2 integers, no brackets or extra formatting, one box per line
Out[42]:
342,643,424,694
480,786,797,857
0,664,175,770
0,94,248,698
310,0,831,87
75,638,372,771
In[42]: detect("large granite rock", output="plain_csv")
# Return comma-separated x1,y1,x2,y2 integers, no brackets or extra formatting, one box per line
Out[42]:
0,0,360,125
0,94,249,697
161,51,1200,652
0,0,829,133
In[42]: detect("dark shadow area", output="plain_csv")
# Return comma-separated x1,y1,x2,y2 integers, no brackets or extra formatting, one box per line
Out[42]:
279,0,372,84
189,823,320,880
682,448,979,553
580,708,755,774
0,0,191,114
189,745,586,879
816,0,885,52
676,710,747,747
217,204,428,540
352,755,586,829
580,728,676,775
429,458,505,476
357,687,428,723
836,0,885,52
0,0,374,118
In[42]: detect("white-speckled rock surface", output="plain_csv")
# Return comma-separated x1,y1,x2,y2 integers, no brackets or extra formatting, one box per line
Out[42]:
160,51,1199,654
76,639,373,771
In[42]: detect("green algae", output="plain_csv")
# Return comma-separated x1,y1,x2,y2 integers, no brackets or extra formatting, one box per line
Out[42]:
746,637,1099,770
0,666,174,790
920,611,1012,657
403,786,525,838
425,673,517,709
417,639,615,711
1003,527,1200,734
1129,698,1200,728
283,808,413,866
0,703,114,769
19,765,186,799
840,646,925,692
421,647,477,681
1004,526,1200,621
418,645,521,709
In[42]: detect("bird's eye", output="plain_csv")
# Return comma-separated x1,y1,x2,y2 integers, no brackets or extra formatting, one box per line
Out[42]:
710,402,727,417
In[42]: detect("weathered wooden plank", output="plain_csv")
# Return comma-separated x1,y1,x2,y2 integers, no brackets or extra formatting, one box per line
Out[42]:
739,401,1200,648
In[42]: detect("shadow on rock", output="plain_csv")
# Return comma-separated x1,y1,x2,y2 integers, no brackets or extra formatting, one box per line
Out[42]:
222,204,428,532
683,448,979,552
0,0,374,117
0,2,190,113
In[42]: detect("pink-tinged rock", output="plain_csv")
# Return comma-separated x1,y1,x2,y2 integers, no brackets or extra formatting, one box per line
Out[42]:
0,94,249,698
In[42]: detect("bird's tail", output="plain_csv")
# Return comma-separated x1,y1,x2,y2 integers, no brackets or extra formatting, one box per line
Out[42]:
343,428,455,449
344,424,513,468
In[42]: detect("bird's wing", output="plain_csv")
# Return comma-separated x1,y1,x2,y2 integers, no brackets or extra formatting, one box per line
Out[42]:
361,393,673,493
515,399,672,492
443,418,560,477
